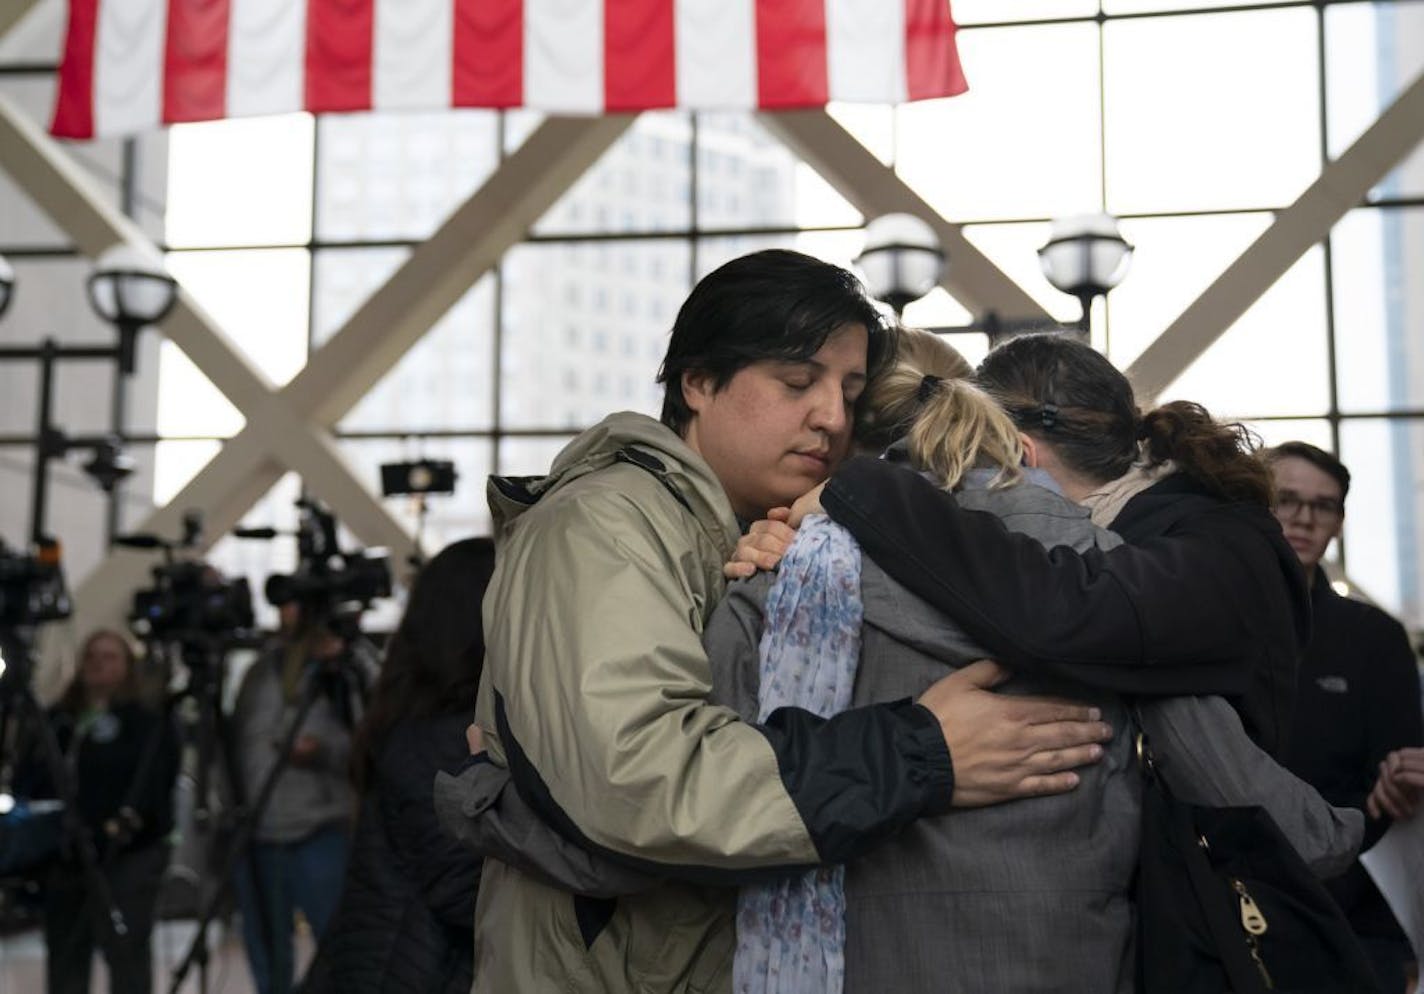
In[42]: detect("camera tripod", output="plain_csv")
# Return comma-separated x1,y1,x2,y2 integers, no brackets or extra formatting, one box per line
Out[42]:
165,628,374,994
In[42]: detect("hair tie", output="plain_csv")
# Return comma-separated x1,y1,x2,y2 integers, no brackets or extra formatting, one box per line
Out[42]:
1038,403,1059,430
917,374,943,403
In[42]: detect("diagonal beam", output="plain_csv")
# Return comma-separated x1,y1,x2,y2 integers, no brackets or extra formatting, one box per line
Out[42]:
66,114,632,626
1127,68,1424,398
290,114,636,425
0,93,415,620
760,109,1051,321
0,0,44,44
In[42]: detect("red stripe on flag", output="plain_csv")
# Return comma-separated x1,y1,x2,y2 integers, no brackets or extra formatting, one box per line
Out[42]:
905,0,967,100
305,0,374,113
453,0,522,108
163,0,230,124
51,0,101,138
755,0,828,109
604,0,674,112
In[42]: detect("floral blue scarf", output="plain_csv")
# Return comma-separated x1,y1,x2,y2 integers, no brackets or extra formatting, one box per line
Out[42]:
734,514,863,994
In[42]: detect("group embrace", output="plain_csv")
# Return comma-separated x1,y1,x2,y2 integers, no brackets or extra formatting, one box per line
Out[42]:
435,249,1407,994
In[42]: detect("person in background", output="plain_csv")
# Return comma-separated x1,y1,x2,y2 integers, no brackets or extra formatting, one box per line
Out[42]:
1266,441,1423,993
22,628,180,994
230,600,378,994
303,537,496,994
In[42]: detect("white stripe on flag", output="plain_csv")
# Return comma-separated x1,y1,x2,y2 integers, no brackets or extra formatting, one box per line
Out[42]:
525,0,603,114
675,0,755,109
825,0,907,104
93,0,168,137
374,0,453,110
227,0,308,119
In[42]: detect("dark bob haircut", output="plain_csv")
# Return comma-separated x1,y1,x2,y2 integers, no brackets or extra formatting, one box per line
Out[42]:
657,249,894,435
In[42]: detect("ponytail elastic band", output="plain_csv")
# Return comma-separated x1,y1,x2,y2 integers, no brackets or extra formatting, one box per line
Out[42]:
1038,403,1059,430
917,375,943,403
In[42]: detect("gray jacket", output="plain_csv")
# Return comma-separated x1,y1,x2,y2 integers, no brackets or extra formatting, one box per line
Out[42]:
440,475,1362,993
704,474,1361,994
231,638,378,843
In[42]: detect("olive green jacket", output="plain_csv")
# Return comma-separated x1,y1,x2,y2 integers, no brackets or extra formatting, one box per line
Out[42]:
466,412,952,993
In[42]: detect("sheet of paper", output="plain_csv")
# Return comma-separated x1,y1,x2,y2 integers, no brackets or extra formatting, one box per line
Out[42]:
1360,813,1424,994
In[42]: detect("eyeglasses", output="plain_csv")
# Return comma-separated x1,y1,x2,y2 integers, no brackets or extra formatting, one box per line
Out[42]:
1274,491,1343,521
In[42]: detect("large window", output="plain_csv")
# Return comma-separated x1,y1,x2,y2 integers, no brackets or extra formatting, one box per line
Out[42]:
4,1,1422,629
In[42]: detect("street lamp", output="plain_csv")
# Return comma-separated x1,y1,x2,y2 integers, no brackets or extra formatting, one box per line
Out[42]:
0,243,178,545
1036,213,1134,334
87,243,179,374
855,211,1134,344
855,213,945,316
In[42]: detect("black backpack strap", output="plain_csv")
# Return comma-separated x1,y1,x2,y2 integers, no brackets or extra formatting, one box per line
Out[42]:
614,446,693,515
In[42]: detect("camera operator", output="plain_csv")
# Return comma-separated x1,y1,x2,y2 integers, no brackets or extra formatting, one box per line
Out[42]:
17,627,180,994
230,599,379,994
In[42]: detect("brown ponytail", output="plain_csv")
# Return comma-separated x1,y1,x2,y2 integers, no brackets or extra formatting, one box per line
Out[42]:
1138,401,1272,506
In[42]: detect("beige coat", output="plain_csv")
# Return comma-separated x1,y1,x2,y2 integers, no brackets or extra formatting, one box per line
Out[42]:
470,412,821,993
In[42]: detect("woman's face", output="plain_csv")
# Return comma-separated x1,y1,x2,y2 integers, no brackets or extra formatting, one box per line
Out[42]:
81,635,130,699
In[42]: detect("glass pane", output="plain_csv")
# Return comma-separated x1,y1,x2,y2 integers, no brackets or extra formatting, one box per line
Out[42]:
166,114,315,248
501,241,691,429
954,0,1096,24
1326,3,1424,200
1159,246,1330,419
962,222,1084,323
316,110,500,241
533,113,691,235
901,287,975,332
330,269,496,433
694,113,819,230
1103,10,1320,214
337,436,494,547
1242,418,1334,452
1338,417,1424,628
498,435,579,478
1105,213,1272,369
156,341,244,437
165,248,311,387
1104,0,1286,12
0,257,127,436
153,438,224,506
896,23,1101,223
826,103,895,166
1333,207,1424,414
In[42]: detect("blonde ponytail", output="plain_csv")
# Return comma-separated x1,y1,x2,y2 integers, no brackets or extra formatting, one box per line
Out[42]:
856,327,1023,491
907,378,1023,491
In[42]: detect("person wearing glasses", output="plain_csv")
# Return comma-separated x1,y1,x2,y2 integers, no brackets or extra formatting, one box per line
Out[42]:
1265,441,1423,993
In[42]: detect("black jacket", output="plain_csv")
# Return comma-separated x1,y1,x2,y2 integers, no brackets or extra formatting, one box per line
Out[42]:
303,712,479,994
823,460,1311,755
1283,569,1422,937
19,700,180,860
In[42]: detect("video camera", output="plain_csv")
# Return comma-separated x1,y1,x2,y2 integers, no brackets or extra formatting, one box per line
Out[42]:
255,499,392,618
121,511,255,644
0,539,71,630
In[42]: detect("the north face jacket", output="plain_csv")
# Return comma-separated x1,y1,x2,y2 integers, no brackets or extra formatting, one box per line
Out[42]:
465,412,954,994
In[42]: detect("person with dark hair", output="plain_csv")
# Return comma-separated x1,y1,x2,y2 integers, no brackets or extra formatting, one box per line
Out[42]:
1264,441,1423,992
20,628,180,994
705,330,1358,993
230,601,379,994
448,251,1111,994
734,332,1310,756
302,537,496,994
